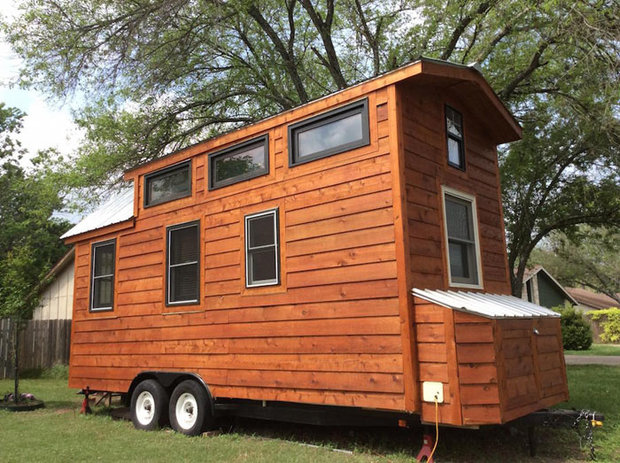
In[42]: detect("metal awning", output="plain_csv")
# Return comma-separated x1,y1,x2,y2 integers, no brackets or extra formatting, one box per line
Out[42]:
61,185,134,239
412,288,560,319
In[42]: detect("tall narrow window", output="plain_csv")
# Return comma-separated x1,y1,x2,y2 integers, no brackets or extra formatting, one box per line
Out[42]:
144,161,191,207
288,99,369,166
209,135,269,190
90,239,116,311
445,106,465,169
442,188,481,287
167,221,200,305
245,209,280,287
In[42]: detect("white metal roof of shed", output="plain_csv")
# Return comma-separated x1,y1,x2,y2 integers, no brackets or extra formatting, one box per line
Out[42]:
60,185,134,240
412,288,560,319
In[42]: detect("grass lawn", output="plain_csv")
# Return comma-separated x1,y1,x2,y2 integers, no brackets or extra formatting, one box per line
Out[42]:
565,344,620,356
1,365,618,462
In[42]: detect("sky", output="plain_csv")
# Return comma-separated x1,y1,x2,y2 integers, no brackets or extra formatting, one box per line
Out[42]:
0,1,83,164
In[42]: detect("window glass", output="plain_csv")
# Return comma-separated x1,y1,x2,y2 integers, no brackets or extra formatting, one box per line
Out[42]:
297,112,363,158
446,107,462,137
289,99,369,165
445,106,465,169
444,193,479,286
91,240,115,311
145,162,191,206
448,138,462,167
248,215,275,248
245,209,279,287
167,222,199,304
210,136,269,189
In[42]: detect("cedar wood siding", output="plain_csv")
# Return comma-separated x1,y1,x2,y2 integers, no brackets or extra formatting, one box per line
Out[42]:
399,81,568,424
401,81,513,424
69,87,409,411
412,300,568,426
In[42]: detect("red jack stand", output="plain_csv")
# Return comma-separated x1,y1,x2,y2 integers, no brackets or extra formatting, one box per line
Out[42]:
415,433,435,462
80,387,92,414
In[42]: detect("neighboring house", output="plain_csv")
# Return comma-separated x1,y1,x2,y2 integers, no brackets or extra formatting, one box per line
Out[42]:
566,287,619,342
34,247,75,322
0,248,74,378
565,287,619,312
521,266,577,309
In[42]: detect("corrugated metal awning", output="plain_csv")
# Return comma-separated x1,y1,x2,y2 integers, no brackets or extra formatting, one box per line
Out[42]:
412,288,560,319
61,185,134,239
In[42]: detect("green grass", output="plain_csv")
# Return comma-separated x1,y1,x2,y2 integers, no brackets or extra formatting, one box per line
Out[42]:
1,366,619,462
565,344,620,356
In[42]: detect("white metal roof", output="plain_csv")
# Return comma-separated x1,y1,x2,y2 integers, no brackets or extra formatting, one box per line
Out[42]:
60,185,134,239
412,288,560,319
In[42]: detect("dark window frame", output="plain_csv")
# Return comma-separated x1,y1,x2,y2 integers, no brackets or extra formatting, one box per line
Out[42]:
166,220,201,306
288,98,370,167
445,105,465,171
89,238,116,312
244,208,280,288
144,160,192,208
443,190,481,288
208,134,269,190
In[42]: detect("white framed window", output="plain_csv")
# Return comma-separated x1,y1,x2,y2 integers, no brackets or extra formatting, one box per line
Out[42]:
166,221,200,305
441,186,483,288
90,239,116,312
245,208,280,288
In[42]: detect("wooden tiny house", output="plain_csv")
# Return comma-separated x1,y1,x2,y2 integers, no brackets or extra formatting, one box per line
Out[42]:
62,59,568,433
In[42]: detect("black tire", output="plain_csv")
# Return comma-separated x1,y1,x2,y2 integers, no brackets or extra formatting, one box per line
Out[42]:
169,380,213,436
130,379,169,431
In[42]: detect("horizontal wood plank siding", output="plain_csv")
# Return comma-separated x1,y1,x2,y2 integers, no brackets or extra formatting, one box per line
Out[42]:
69,89,406,411
399,83,511,293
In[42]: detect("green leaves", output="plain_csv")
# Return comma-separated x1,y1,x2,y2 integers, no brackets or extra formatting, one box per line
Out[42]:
2,1,618,294
0,104,71,321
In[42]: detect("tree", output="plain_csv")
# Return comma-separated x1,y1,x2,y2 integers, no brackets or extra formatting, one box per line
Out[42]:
0,103,71,402
3,0,619,293
530,227,620,304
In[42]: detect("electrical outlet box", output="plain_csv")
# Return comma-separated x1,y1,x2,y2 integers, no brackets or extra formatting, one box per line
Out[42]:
422,381,444,403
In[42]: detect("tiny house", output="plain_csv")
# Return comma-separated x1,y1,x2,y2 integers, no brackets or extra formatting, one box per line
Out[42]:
62,58,568,435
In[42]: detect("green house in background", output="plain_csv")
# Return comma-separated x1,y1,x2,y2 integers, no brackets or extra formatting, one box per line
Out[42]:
522,266,578,309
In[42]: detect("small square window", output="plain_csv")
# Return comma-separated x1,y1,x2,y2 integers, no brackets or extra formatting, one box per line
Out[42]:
167,221,200,305
443,189,481,287
144,161,191,207
245,209,280,287
289,99,370,166
209,135,269,190
445,106,465,170
90,239,116,312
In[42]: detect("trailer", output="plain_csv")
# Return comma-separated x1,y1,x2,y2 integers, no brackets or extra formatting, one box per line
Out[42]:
61,58,569,437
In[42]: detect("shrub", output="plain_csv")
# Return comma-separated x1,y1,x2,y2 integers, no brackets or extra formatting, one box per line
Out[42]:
588,307,620,343
555,305,593,350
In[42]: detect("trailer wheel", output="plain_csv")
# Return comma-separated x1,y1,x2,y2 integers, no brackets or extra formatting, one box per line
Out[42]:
130,379,169,431
169,380,213,436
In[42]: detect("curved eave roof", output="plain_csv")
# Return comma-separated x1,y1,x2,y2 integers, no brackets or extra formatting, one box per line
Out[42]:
60,185,134,240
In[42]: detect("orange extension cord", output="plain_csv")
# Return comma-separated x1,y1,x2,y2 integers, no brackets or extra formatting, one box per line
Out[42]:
427,397,439,462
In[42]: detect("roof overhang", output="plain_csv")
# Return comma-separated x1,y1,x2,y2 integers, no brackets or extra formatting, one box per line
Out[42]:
413,288,560,319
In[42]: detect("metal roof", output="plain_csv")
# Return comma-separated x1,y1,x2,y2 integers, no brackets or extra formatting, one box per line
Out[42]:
60,185,134,239
412,288,560,319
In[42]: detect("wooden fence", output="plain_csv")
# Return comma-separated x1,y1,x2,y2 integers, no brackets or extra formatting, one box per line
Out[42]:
0,319,71,379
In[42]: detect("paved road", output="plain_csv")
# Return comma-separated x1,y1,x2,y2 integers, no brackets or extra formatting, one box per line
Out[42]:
564,355,620,365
